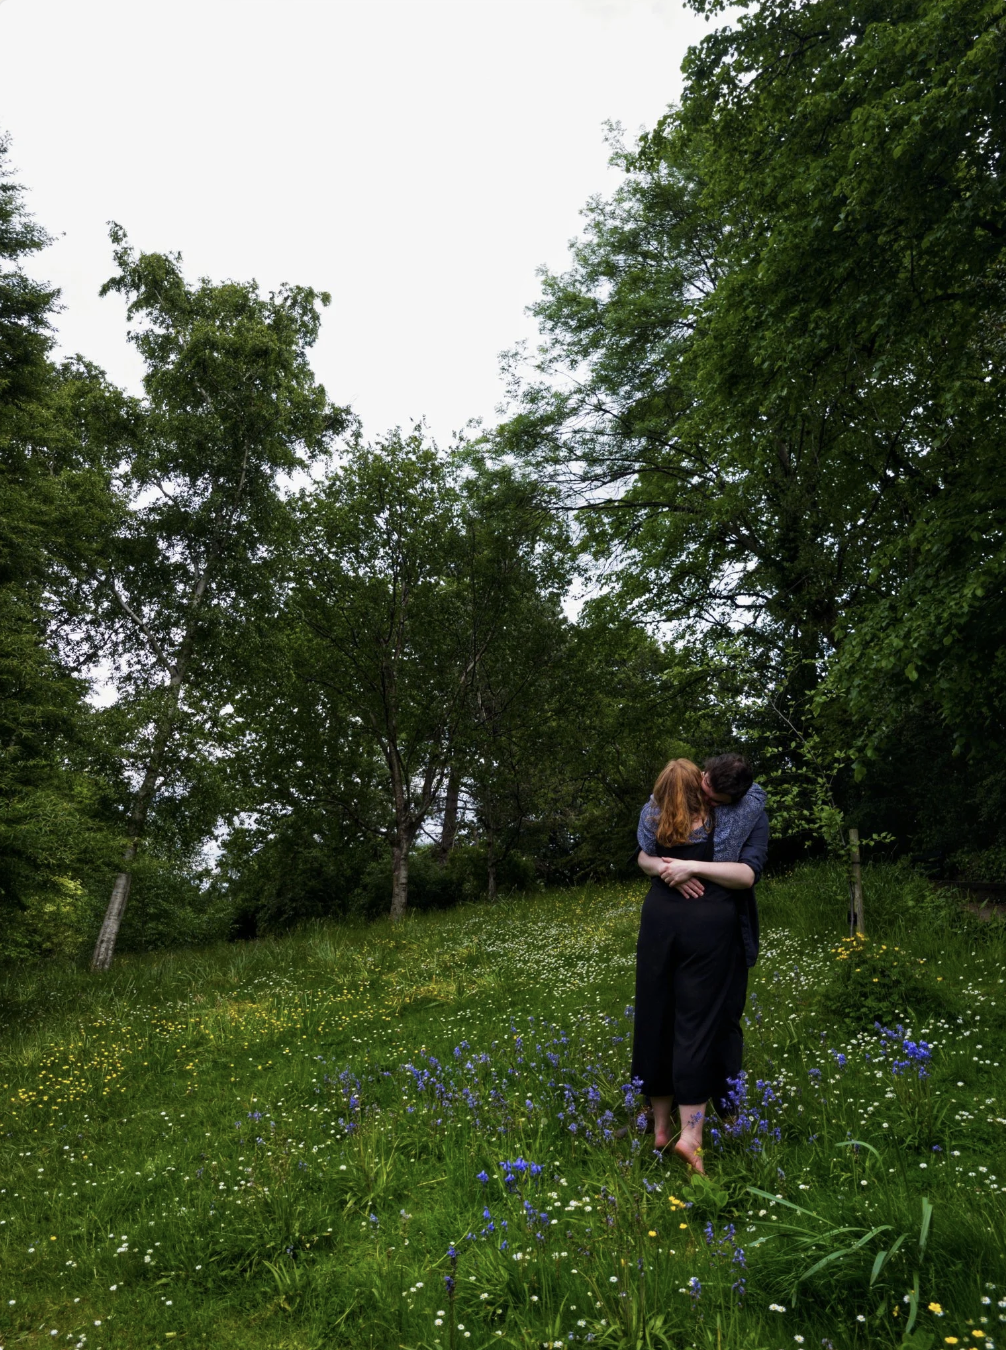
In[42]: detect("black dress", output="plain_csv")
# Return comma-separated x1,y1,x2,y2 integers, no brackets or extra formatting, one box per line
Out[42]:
630,827,745,1105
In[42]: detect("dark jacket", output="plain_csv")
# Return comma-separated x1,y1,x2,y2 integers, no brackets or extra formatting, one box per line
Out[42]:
736,809,769,968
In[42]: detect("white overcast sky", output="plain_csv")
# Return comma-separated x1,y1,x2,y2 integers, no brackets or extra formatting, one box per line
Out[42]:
1,0,710,444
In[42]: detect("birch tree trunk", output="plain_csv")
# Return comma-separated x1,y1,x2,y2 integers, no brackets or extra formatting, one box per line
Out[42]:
390,840,410,922
91,603,202,971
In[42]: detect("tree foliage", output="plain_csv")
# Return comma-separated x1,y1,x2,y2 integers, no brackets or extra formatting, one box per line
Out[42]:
501,0,1006,851
88,229,348,967
0,137,121,936
4,2,1006,960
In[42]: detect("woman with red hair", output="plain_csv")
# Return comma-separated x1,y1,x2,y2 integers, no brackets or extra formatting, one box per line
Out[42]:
631,757,767,1170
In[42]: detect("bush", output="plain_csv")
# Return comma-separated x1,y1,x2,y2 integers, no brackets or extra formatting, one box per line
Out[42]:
349,844,538,920
819,931,951,1031
113,855,233,952
0,876,93,962
949,843,1006,883
758,858,956,943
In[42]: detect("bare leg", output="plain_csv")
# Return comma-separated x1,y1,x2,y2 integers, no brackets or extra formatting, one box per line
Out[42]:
651,1096,673,1150
674,1103,706,1173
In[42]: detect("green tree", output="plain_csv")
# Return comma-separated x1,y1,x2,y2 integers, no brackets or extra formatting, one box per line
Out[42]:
0,134,123,940
679,0,1006,764
451,459,573,899
502,0,1006,846
88,228,347,970
289,433,568,919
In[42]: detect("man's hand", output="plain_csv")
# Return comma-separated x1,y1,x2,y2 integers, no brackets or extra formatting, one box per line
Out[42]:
658,859,704,900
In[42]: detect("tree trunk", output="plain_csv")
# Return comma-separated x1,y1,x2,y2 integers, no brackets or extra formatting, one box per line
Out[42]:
849,827,865,936
389,841,409,921
91,848,137,972
437,766,460,862
486,828,497,904
90,653,190,971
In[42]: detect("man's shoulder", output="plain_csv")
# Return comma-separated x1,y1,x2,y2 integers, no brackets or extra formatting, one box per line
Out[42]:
718,782,766,816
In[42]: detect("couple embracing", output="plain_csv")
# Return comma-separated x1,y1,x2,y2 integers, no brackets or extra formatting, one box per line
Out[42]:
631,753,768,1171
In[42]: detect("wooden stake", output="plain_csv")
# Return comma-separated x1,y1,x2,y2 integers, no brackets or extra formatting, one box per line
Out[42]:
849,827,865,935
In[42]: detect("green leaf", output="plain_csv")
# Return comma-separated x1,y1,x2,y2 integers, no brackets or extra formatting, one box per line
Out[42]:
835,1139,883,1163
869,1233,906,1287
747,1186,823,1222
794,1225,891,1292
918,1196,933,1257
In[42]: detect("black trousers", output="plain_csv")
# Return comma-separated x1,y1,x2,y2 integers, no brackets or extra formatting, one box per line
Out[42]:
710,956,748,1114
630,881,745,1105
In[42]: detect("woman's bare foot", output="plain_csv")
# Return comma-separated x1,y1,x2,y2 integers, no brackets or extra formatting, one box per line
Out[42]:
673,1140,705,1174
675,1103,706,1172
651,1096,673,1151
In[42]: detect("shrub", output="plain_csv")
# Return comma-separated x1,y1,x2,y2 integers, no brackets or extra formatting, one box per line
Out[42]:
949,843,1006,883
349,844,537,920
0,876,92,962
818,932,951,1031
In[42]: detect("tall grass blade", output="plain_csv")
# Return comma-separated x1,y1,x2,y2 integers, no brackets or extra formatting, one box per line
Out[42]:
919,1196,933,1257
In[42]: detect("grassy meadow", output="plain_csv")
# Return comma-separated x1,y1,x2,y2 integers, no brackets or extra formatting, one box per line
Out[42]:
0,863,1004,1350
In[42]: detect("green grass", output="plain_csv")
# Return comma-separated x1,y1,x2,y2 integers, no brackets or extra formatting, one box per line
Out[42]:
0,864,1004,1350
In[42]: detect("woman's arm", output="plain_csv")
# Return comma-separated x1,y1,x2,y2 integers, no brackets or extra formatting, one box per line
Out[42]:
658,858,755,890
637,850,705,899
636,850,664,878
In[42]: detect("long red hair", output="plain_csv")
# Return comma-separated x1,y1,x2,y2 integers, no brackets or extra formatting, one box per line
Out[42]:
652,758,708,846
